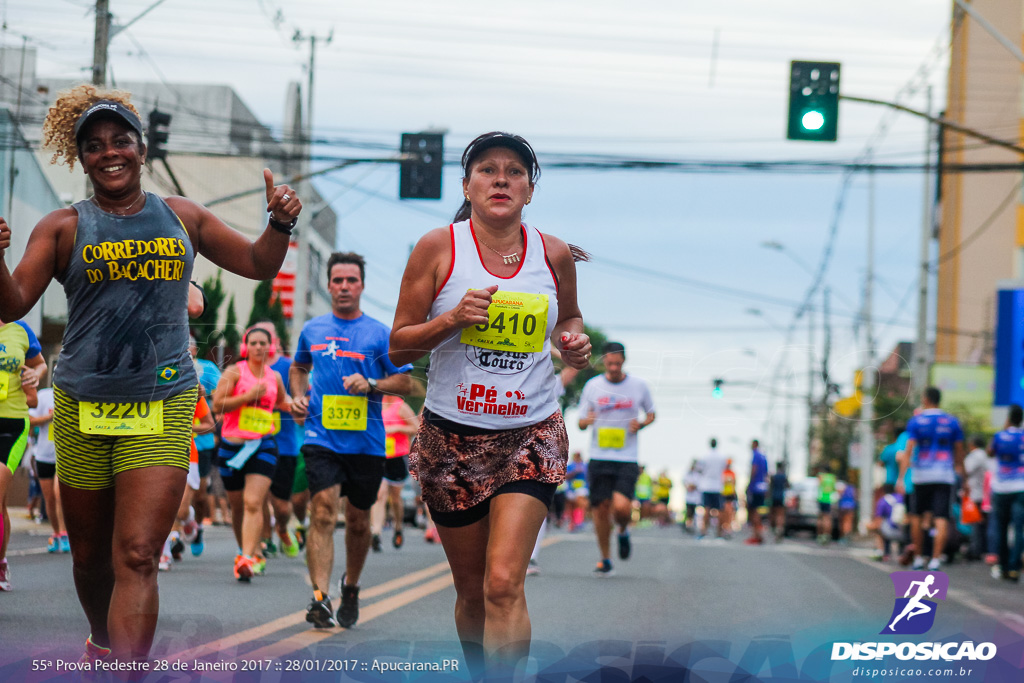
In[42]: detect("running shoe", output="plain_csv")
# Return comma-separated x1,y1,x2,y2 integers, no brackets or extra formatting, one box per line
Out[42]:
393,529,404,549
991,565,1003,580
371,533,383,553
79,636,111,665
306,594,337,629
190,527,205,557
262,539,278,558
0,561,11,590
927,557,942,571
181,519,199,543
868,550,884,561
1005,570,1021,583
911,556,926,571
280,530,299,558
158,555,171,572
744,536,763,545
170,537,185,561
897,544,916,567
253,555,267,575
526,559,540,576
593,559,614,577
337,575,360,628
984,553,998,566
424,527,440,544
617,532,631,560
294,524,307,551
59,534,71,553
234,554,254,583
47,534,60,553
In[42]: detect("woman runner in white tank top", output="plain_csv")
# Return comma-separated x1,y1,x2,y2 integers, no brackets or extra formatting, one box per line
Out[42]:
390,132,591,677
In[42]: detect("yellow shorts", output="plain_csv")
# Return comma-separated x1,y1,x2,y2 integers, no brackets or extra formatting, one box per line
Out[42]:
53,384,198,490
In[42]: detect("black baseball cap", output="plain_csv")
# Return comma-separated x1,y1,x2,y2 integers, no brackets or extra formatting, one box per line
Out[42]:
603,341,626,358
461,132,540,182
73,100,144,145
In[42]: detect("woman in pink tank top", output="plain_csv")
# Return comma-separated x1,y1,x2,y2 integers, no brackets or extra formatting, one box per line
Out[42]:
212,327,291,581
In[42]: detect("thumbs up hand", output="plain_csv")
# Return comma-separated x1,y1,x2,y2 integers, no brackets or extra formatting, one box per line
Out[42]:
264,168,301,225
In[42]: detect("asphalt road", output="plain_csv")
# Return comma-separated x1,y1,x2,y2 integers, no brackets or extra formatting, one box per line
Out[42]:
2,517,1024,682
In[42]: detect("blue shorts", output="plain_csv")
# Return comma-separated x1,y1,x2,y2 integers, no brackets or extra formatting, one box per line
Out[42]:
703,492,722,511
747,492,766,509
218,439,278,491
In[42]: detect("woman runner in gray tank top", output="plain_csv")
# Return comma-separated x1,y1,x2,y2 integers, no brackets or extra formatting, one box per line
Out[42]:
0,84,301,666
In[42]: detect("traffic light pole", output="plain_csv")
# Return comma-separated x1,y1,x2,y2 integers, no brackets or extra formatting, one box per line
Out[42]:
840,95,1024,156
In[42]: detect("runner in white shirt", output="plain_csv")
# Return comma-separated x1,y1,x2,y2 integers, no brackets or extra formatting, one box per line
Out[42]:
28,387,68,553
697,438,728,539
578,342,655,575
683,461,702,533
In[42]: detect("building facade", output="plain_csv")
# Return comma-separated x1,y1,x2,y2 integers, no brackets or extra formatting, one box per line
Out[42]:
935,0,1024,364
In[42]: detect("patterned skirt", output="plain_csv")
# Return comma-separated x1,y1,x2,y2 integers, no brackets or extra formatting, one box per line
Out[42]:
410,410,568,514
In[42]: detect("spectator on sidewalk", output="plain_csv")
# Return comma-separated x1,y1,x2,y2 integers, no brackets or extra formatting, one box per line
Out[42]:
963,435,989,561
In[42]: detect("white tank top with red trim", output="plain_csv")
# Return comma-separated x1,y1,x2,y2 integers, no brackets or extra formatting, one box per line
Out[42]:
425,219,560,429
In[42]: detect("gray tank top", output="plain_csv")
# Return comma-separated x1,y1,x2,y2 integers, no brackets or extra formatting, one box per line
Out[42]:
54,193,197,402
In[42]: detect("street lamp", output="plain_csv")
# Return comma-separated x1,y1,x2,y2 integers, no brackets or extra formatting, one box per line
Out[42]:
745,307,787,335
760,240,816,278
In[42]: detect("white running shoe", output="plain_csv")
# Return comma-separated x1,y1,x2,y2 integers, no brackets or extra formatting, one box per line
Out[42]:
927,557,941,571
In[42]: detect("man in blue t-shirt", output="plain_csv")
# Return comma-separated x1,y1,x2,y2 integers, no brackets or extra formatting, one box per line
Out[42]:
290,252,414,629
897,386,965,571
988,404,1024,582
188,334,221,556
745,439,769,544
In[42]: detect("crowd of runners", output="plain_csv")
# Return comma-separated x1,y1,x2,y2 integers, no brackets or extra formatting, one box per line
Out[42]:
1,83,1023,680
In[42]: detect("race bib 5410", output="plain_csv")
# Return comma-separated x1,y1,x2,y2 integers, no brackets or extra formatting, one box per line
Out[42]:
460,291,549,353
79,400,164,435
322,395,368,431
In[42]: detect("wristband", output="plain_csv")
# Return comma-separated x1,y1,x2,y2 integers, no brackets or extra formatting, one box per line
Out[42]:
268,215,297,235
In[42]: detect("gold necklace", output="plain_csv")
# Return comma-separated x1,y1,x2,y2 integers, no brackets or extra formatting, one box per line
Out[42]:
477,235,522,265
91,192,145,216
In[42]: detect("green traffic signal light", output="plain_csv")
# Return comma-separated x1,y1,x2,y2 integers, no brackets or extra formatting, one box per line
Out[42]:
801,110,825,131
787,61,840,142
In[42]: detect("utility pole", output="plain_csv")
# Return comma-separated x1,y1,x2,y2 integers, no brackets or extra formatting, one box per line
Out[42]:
290,29,333,328
912,86,934,398
807,305,815,474
859,170,876,533
92,0,110,86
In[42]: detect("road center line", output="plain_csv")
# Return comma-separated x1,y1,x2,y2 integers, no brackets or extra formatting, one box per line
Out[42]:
165,561,452,663
167,536,566,665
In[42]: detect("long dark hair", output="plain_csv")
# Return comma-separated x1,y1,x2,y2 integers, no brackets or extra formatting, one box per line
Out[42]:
455,132,590,262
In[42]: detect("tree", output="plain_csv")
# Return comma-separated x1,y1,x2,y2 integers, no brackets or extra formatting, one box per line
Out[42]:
190,272,226,359
223,295,241,362
246,279,291,353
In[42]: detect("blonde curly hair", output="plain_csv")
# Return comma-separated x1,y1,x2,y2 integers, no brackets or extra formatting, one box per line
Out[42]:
41,84,141,171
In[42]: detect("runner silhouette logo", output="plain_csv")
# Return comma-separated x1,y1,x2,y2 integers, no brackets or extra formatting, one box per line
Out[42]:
881,571,949,635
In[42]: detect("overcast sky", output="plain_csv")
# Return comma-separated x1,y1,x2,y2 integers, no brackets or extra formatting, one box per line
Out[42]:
7,0,969,487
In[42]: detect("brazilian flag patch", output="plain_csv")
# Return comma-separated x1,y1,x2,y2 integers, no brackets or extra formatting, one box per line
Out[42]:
157,365,179,384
